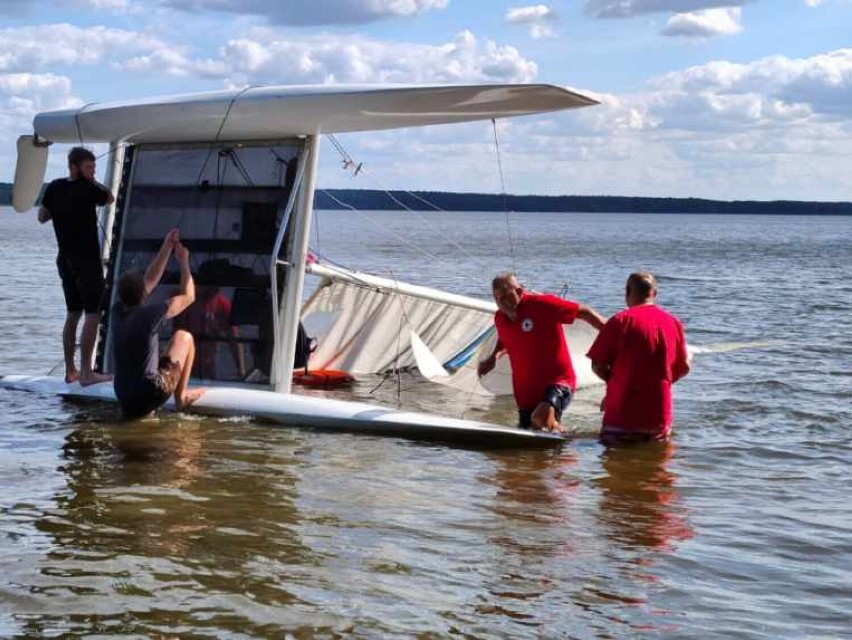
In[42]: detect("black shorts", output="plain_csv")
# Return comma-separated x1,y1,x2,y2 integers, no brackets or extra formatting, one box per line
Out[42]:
518,385,573,430
57,254,105,314
119,357,182,418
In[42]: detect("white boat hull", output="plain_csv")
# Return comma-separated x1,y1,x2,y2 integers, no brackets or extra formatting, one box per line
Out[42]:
0,375,565,449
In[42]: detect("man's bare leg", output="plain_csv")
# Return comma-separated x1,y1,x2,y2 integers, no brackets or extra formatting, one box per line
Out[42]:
79,312,112,386
62,311,82,383
532,402,563,433
165,330,206,410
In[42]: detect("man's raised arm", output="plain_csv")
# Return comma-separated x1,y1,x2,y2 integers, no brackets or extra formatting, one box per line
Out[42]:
165,243,195,319
144,229,179,296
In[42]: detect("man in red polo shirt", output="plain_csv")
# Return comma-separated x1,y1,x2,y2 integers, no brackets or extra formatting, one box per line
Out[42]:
478,273,606,432
586,272,691,445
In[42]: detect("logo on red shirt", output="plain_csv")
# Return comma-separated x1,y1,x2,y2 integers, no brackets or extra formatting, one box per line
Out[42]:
521,318,534,332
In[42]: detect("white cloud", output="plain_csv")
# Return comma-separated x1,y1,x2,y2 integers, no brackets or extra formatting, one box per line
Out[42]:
162,0,448,25
0,72,83,175
506,4,558,38
60,0,137,11
121,30,538,84
652,49,852,117
0,24,177,72
320,48,852,200
662,7,743,38
0,73,81,115
584,0,751,18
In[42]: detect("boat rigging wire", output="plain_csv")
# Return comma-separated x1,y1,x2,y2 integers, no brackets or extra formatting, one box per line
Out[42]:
491,118,517,274
324,134,493,273
318,189,452,267
194,85,256,186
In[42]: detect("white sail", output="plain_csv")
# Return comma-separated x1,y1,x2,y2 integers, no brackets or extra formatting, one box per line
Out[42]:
303,263,493,375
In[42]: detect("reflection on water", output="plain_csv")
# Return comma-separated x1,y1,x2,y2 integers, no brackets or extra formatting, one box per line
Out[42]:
474,450,581,629
14,410,342,637
594,442,692,552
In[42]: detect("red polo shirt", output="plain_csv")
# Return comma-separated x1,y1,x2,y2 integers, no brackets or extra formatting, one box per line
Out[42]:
494,293,580,410
586,304,689,436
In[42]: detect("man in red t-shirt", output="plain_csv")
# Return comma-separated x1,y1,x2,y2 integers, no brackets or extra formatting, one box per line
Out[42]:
586,272,690,445
174,286,246,381
478,273,606,432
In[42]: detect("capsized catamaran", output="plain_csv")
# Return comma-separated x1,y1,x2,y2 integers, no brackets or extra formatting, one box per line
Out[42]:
3,83,599,447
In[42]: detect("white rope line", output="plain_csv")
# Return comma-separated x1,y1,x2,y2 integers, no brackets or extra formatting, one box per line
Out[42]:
358,167,494,271
318,189,453,267
491,118,517,274
324,134,493,271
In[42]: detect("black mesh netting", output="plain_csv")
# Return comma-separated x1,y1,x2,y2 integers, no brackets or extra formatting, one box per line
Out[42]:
106,142,302,384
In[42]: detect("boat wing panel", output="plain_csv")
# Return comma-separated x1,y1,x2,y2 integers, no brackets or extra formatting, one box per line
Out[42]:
34,84,598,143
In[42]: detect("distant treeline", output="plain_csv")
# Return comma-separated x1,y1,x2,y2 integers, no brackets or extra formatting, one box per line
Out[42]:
2,183,850,215
315,190,852,215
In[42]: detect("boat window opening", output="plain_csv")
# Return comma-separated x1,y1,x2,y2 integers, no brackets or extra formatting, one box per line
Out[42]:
104,142,302,386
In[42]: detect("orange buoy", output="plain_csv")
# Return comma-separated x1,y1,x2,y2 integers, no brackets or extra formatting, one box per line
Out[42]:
292,368,355,388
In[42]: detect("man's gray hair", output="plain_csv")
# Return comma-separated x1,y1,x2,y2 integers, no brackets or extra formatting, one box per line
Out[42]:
492,272,519,291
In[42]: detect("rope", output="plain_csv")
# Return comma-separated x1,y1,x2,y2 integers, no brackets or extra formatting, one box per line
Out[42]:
460,370,480,420
194,85,255,186
359,167,494,271
318,189,453,267
401,189,444,212
313,208,322,258
491,118,517,274
324,133,493,272
367,270,420,403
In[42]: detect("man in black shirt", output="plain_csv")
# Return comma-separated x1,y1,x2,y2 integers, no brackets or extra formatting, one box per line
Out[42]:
111,229,205,418
38,147,114,386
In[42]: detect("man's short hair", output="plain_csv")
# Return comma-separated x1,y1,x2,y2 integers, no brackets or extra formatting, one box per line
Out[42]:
118,271,145,307
626,271,658,299
67,146,95,168
492,272,519,291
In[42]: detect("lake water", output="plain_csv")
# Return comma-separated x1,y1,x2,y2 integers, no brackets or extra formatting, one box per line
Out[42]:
1,207,850,638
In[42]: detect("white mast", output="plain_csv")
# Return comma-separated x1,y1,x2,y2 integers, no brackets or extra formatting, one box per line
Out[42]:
273,133,321,393
100,142,124,264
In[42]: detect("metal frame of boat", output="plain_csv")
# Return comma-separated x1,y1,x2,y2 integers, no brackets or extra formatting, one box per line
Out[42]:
3,83,598,448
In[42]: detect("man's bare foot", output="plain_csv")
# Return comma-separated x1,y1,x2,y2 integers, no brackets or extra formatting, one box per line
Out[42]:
64,370,80,384
177,387,206,410
79,371,113,386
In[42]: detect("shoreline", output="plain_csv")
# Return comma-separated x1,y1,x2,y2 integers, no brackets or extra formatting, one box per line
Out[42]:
3,183,850,215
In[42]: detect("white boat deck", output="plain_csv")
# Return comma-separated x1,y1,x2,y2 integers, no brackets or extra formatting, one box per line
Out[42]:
0,375,565,449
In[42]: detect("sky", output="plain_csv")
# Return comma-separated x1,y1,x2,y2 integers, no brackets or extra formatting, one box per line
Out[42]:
1,0,850,200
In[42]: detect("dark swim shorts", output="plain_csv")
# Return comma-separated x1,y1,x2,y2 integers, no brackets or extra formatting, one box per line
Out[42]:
518,384,573,430
57,255,105,314
119,357,182,418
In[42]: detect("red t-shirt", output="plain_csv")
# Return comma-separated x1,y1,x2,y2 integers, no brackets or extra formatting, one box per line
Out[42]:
586,304,689,436
175,292,233,374
494,293,580,410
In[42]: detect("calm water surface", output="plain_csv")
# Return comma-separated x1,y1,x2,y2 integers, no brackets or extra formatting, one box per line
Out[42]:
1,208,850,638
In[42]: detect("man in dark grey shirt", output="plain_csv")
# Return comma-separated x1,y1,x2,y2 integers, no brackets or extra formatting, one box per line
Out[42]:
111,229,205,417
